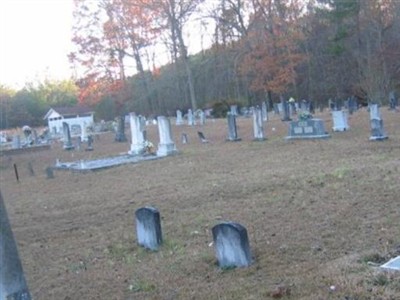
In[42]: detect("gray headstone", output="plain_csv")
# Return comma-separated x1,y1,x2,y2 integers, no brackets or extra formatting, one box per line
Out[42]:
252,107,265,141
261,101,268,121
389,91,398,110
368,104,388,140
370,119,388,141
62,122,74,150
226,113,241,141
135,207,162,251
281,99,291,121
45,167,54,179
85,135,94,151
115,115,127,142
0,191,32,300
212,222,252,268
286,119,331,140
181,133,188,144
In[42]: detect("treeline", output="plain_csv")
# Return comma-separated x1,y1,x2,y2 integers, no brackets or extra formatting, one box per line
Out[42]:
0,80,78,129
2,1,399,128
72,0,400,118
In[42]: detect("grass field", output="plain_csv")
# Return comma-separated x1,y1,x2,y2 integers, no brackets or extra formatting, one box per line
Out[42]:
1,109,400,299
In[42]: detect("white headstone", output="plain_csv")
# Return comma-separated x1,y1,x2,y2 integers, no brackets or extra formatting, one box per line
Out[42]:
129,113,146,155
176,110,183,125
187,109,195,126
253,107,265,141
156,116,177,156
332,111,349,132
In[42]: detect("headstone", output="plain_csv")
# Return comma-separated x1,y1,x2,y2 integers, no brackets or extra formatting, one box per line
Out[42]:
45,167,54,179
198,110,206,125
212,222,252,268
226,113,241,141
389,91,398,110
281,99,291,121
187,109,195,126
230,105,238,116
0,191,32,300
176,110,184,125
286,119,331,140
62,122,74,150
135,207,162,251
115,115,127,142
81,121,88,142
197,131,209,143
181,133,188,144
85,135,94,151
369,104,388,140
261,101,268,121
349,96,358,114
129,113,146,155
12,135,21,149
332,110,349,132
156,116,178,156
252,107,265,141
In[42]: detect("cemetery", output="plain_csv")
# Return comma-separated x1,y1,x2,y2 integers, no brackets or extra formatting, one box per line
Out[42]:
1,108,400,299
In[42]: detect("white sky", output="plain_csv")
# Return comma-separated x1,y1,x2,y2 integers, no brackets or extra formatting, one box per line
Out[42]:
0,0,215,90
0,0,74,89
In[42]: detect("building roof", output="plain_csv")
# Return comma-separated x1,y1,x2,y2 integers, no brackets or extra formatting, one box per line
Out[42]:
44,105,94,120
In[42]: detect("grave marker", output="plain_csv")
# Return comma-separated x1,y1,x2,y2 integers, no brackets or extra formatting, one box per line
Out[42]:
62,122,74,150
129,113,146,155
187,109,195,126
212,222,252,268
369,104,388,140
226,113,241,141
135,207,163,251
332,110,349,132
0,191,32,300
176,110,184,125
181,133,188,144
286,119,330,140
115,115,127,142
156,116,178,156
252,107,266,141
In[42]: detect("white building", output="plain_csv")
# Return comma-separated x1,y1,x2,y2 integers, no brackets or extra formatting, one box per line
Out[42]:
43,106,94,137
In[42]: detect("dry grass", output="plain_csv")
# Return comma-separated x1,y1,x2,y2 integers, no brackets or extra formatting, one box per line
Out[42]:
1,109,400,299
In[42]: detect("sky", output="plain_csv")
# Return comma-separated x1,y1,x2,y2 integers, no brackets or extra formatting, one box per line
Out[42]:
0,0,215,90
0,0,74,89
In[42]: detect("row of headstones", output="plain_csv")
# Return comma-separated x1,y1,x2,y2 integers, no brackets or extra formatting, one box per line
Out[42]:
176,109,207,126
11,127,47,149
136,206,252,268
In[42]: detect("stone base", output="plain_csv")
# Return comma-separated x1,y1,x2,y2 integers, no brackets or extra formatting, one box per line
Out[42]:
369,135,388,141
332,127,349,132
129,144,146,156
226,138,242,142
63,144,75,150
253,138,266,141
157,143,178,157
285,134,331,140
